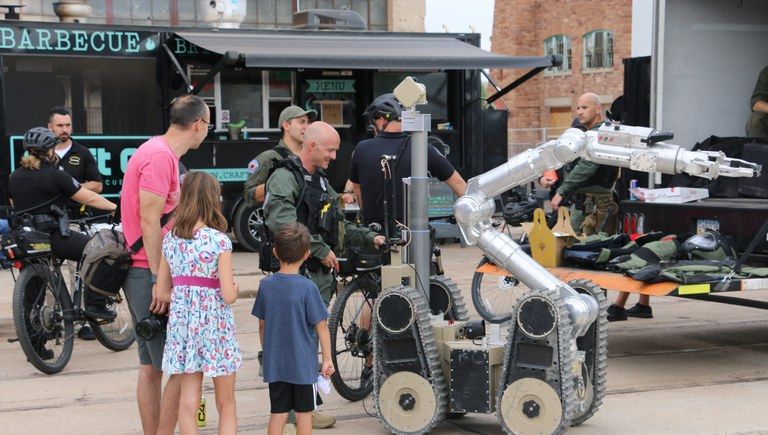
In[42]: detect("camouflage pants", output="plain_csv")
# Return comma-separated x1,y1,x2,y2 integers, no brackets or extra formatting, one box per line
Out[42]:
570,193,618,236
746,111,768,139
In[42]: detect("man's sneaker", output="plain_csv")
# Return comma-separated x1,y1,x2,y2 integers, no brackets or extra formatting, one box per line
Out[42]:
77,325,96,341
311,411,336,429
607,304,627,322
84,304,117,321
625,303,653,318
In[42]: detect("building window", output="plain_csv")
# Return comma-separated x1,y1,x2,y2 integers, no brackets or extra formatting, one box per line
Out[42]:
215,69,294,130
583,30,613,70
543,35,571,73
19,0,388,30
240,0,293,29
297,0,388,30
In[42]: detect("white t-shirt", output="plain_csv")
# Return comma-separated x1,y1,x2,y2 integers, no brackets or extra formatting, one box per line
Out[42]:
55,143,72,159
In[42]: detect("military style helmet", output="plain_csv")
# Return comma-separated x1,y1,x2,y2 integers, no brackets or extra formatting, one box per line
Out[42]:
363,93,403,124
23,127,59,152
681,231,736,261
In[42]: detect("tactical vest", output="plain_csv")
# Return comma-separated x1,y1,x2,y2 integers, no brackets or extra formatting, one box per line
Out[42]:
562,158,618,191
260,156,340,272
584,161,619,189
273,145,291,160
244,145,292,207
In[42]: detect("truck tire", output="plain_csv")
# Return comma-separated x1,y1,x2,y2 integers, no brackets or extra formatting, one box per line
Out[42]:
232,203,263,252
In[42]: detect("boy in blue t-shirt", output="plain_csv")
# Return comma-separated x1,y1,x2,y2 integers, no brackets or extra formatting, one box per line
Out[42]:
252,222,335,435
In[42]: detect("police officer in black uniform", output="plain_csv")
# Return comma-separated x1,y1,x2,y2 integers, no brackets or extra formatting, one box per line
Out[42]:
9,127,117,320
48,107,106,339
348,93,466,232
48,106,103,194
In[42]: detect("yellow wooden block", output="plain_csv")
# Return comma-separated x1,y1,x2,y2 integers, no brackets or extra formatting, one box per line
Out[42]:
677,283,710,295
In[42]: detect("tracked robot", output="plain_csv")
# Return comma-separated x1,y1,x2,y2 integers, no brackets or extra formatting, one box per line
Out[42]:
371,78,760,435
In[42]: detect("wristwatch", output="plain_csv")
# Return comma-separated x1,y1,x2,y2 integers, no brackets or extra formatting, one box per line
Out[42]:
150,273,158,284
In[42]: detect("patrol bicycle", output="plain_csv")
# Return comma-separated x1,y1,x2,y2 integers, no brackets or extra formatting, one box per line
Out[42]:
7,213,134,374
328,221,467,402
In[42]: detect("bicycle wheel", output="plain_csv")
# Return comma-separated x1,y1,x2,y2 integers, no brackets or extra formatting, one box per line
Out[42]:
89,290,135,351
470,256,525,324
329,276,378,401
12,264,74,374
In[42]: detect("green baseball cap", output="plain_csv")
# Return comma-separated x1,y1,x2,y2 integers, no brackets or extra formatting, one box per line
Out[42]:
278,105,317,127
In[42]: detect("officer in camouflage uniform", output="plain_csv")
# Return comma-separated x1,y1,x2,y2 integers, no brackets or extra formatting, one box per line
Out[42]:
551,93,619,236
746,65,768,139
243,105,315,207
264,121,386,305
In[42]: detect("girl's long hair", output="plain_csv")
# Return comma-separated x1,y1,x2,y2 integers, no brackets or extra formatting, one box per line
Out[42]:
172,171,227,239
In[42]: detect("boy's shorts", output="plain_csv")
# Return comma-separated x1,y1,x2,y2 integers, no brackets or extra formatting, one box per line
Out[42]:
269,382,323,413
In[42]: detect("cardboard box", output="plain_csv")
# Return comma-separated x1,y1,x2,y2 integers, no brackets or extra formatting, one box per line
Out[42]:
529,207,579,267
635,187,709,204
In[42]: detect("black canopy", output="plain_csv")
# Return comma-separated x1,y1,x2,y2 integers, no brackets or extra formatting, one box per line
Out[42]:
177,30,556,70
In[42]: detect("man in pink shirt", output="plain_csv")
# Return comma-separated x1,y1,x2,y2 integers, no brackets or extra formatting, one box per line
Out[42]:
121,94,209,435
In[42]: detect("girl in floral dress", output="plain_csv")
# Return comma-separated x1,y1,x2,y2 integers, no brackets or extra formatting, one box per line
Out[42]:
156,171,242,435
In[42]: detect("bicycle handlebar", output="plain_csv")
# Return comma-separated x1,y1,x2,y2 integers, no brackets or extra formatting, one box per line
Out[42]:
73,212,115,227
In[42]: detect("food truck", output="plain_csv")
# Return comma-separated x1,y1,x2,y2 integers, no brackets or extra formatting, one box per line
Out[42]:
0,20,558,250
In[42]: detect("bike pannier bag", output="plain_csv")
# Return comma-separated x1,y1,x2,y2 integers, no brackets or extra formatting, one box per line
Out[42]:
80,226,131,296
2,228,52,260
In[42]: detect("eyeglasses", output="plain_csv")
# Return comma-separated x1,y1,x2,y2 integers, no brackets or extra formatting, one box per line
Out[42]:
198,118,214,131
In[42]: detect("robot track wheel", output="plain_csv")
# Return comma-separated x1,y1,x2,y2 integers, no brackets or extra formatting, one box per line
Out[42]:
500,377,563,435
377,371,439,434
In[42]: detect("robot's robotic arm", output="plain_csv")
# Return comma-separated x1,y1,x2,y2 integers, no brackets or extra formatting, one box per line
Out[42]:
454,123,760,337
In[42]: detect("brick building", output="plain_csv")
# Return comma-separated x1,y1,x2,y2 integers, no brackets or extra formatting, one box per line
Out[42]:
491,0,632,153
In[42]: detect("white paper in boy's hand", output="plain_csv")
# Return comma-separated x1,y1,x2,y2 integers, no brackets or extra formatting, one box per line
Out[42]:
316,374,331,395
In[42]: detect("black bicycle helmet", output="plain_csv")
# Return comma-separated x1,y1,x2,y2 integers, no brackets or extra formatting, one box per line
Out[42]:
363,93,402,124
502,200,538,226
23,127,59,152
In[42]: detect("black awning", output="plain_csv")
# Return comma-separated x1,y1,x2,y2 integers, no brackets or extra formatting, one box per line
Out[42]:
176,31,556,70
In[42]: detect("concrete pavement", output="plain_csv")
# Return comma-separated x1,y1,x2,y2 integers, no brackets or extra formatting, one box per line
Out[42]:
2,243,768,434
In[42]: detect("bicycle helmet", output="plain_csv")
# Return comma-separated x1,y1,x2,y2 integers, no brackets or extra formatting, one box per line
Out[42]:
363,93,403,125
23,127,59,153
502,200,538,226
